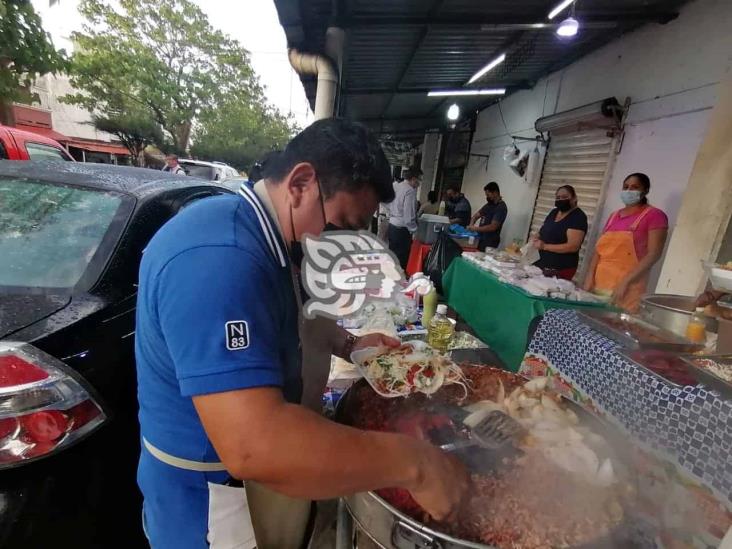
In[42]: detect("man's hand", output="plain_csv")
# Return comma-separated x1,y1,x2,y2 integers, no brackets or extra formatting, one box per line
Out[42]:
532,239,544,250
353,332,401,352
467,224,478,232
409,445,470,521
696,290,726,308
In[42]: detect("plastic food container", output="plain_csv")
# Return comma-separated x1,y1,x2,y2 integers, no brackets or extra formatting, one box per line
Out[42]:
703,261,732,292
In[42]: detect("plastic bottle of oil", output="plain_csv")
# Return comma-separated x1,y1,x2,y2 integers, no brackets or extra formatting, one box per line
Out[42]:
427,304,455,354
685,307,707,344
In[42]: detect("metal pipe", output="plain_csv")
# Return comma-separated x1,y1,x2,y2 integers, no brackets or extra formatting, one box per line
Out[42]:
288,48,339,121
335,498,353,549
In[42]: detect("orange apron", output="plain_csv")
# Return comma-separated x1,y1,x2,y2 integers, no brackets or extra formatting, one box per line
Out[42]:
594,207,653,312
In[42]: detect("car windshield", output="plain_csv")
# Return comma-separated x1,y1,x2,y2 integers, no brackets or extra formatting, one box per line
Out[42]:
0,178,130,291
181,163,215,180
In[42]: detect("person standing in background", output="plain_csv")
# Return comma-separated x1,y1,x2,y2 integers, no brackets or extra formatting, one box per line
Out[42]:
444,186,472,226
584,173,668,311
162,154,186,175
468,182,508,252
418,190,440,217
532,185,587,280
388,167,422,269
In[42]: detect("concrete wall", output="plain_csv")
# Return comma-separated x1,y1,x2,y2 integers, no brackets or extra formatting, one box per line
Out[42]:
460,0,732,285
33,75,117,142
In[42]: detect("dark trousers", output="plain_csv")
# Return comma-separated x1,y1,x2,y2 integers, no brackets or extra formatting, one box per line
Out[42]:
388,224,412,270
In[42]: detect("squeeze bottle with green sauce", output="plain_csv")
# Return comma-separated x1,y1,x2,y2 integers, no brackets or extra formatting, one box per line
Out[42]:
421,284,438,327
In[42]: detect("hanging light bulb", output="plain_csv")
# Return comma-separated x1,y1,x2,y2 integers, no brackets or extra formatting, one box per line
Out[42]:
556,16,579,37
447,104,460,121
556,1,579,38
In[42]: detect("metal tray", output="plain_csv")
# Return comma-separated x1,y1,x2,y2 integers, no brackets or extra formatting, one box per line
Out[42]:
577,310,705,353
680,354,732,398
617,348,699,388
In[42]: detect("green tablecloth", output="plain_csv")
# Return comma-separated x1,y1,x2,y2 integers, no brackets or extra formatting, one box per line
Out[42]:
443,257,610,371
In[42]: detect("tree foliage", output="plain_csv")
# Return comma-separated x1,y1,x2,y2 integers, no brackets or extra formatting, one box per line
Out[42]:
66,0,294,157
92,109,164,166
0,0,67,122
190,92,297,171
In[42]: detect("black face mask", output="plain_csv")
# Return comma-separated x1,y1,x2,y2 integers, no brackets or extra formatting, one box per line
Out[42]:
289,181,344,269
555,199,572,212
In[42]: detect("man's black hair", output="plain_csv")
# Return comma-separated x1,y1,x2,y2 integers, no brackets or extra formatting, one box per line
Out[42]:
484,181,500,194
427,190,437,203
265,118,394,203
404,166,423,180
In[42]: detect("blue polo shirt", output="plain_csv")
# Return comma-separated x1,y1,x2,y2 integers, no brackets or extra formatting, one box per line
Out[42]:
135,188,300,548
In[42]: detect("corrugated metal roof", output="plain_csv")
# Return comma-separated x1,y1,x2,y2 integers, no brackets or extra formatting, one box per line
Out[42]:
273,0,687,143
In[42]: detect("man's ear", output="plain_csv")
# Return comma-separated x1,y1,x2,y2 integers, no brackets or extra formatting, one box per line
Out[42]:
285,163,318,208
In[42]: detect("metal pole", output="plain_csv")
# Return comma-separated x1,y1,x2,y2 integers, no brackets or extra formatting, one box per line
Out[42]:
335,499,353,549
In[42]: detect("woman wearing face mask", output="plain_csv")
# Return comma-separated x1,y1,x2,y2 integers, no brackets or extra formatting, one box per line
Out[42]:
532,185,587,280
584,173,668,312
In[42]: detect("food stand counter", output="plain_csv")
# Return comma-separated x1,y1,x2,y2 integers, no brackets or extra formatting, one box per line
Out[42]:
520,309,732,547
442,257,609,371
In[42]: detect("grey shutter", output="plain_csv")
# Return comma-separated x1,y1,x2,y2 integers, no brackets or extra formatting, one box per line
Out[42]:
528,128,616,276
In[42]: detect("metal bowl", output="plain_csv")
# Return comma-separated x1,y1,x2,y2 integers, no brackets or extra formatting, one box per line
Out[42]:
640,294,718,336
335,376,635,549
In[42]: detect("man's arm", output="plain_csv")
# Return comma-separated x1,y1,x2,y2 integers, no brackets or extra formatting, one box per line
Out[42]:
194,387,468,519
405,189,418,233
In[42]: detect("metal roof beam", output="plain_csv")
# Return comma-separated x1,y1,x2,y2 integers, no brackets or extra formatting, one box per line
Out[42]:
342,11,679,28
345,81,533,95
379,0,446,119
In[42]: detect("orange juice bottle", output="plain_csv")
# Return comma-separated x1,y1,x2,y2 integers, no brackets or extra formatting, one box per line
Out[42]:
685,307,707,343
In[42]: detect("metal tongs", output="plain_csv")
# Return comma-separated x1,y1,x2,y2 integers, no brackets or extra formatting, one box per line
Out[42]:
440,409,525,452
426,404,525,472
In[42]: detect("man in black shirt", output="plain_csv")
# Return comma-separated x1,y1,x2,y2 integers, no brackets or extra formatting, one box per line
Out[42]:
444,186,472,226
469,182,508,251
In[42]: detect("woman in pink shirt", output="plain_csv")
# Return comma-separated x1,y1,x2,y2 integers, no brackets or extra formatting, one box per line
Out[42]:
584,173,669,312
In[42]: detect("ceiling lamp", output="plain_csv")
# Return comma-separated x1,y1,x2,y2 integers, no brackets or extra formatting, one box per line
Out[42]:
547,0,575,20
447,104,460,121
428,88,506,97
467,53,506,84
556,16,579,37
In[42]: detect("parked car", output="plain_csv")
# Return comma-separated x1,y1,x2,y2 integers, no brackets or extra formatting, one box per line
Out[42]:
215,175,250,193
178,158,238,181
0,161,230,548
0,125,73,161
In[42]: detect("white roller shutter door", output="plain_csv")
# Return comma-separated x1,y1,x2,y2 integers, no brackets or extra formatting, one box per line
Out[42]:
528,128,616,276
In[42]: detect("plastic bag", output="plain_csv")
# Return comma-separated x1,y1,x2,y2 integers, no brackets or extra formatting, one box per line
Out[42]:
423,230,463,294
520,242,540,265
509,150,530,178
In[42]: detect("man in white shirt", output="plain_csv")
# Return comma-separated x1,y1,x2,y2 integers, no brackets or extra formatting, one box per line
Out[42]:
388,167,422,269
162,154,186,175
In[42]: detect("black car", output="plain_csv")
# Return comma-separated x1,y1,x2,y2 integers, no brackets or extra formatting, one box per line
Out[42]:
0,161,230,548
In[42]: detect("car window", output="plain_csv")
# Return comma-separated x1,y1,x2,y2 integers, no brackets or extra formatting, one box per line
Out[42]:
0,178,131,291
181,163,215,180
0,139,7,159
25,142,70,161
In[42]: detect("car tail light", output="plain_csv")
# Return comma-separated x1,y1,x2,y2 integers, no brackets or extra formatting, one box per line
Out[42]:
0,342,106,468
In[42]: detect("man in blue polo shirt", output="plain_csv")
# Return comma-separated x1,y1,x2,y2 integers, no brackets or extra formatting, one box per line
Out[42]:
135,119,468,549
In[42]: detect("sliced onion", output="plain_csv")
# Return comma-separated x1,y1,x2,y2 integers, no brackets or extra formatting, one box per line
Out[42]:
523,376,548,392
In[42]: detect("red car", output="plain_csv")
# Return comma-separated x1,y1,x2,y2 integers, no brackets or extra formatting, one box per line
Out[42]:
0,125,73,161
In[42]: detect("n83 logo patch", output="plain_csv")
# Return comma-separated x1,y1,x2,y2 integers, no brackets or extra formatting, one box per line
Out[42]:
225,321,249,351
